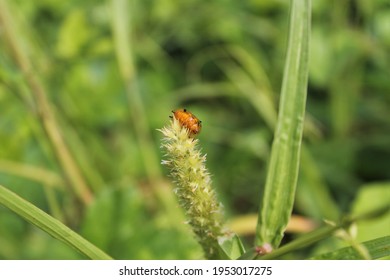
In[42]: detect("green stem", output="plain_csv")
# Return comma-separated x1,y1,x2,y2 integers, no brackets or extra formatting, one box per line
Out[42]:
110,0,162,181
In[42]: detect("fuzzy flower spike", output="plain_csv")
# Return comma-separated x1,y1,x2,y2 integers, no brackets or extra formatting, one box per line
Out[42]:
159,109,226,259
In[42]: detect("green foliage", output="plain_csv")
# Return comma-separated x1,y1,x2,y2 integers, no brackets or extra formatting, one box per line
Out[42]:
81,186,201,259
0,0,389,259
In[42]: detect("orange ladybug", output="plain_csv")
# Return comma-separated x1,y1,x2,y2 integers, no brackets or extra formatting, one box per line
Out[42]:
172,108,202,135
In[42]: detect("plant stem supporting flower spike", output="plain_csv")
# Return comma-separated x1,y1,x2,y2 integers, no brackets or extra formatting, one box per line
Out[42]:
159,116,226,259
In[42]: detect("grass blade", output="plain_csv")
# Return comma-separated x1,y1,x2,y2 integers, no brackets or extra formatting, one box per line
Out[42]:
253,205,389,259
311,236,390,260
0,185,112,260
255,0,311,249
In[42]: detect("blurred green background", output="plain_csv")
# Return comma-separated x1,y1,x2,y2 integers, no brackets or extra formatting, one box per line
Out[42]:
0,0,389,259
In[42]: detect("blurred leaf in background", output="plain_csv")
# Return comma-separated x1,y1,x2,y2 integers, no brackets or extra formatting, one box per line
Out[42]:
0,0,389,259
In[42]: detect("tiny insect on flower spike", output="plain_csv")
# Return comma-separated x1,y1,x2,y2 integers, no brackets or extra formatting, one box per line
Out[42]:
159,109,226,259
171,108,202,136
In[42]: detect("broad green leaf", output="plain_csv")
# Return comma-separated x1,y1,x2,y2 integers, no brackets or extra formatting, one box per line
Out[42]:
0,185,112,260
56,9,93,58
256,0,311,249
296,146,340,221
351,182,390,241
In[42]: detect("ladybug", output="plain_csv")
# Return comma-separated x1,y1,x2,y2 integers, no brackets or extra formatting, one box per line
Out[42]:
172,108,202,135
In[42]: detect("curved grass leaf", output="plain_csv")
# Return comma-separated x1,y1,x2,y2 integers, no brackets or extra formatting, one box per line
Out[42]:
0,185,112,260
255,0,311,249
311,236,390,260
252,205,389,259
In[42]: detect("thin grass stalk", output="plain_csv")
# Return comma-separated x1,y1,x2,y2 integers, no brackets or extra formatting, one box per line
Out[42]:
110,0,161,180
109,0,189,234
0,0,93,205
